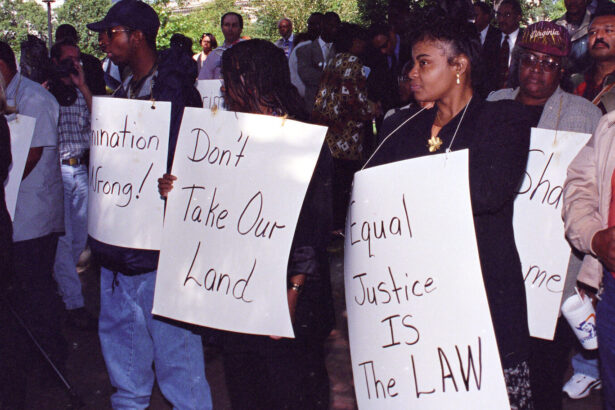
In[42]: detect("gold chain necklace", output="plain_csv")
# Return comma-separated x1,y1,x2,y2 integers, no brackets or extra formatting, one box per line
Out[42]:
427,97,472,153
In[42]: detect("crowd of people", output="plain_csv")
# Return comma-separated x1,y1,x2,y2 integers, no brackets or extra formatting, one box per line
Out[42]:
3,0,615,408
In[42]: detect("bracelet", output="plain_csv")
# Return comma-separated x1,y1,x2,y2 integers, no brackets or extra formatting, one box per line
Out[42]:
289,282,304,294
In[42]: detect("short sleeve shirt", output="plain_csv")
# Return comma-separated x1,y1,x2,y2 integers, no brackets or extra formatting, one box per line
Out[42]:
6,73,64,241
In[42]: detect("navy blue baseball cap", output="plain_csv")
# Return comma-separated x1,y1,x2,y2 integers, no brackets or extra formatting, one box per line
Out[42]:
87,0,160,39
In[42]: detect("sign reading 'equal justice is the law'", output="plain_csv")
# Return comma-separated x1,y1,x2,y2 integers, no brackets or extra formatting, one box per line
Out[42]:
344,150,509,409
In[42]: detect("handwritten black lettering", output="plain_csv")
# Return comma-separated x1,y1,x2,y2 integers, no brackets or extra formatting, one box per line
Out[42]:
182,241,255,303
181,185,229,230
91,115,159,151
381,314,420,348
409,337,483,398
358,360,398,399
202,94,226,110
524,264,563,293
237,191,286,239
438,347,458,392
182,185,206,222
89,164,133,207
410,355,436,398
517,149,563,209
456,337,482,391
352,268,436,306
187,128,248,167
349,194,412,257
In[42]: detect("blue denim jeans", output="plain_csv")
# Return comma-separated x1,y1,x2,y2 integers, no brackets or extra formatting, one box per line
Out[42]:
598,270,615,410
53,164,88,309
571,351,600,379
99,268,212,409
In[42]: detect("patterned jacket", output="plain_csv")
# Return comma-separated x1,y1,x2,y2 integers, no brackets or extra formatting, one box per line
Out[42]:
311,52,375,161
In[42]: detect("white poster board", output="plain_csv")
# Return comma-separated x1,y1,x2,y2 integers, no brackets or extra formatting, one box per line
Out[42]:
515,128,591,340
345,150,509,409
153,108,327,338
5,115,35,220
196,80,226,110
88,97,170,250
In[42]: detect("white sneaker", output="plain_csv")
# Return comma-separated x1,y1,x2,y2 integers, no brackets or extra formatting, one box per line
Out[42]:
562,373,602,399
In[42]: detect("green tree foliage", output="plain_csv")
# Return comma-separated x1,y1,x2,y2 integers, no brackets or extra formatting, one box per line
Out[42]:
250,0,361,41
55,0,112,57
358,0,389,24
155,0,240,52
525,0,566,23
0,0,48,52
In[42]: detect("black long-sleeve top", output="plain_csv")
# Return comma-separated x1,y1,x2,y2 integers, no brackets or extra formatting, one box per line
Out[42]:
369,97,533,368
0,115,13,288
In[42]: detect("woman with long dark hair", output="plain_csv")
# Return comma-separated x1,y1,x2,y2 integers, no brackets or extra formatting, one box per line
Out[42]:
368,13,534,409
160,39,334,409
193,33,218,73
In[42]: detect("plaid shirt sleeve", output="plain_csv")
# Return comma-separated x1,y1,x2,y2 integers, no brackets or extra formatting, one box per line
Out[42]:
57,89,91,160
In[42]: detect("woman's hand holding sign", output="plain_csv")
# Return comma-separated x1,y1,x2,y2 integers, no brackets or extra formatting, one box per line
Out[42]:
158,173,177,198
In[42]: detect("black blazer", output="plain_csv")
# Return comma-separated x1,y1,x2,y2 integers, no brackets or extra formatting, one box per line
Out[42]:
366,34,412,125
370,98,533,368
478,26,524,96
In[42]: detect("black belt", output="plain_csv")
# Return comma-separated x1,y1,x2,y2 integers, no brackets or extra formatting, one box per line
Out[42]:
61,157,86,166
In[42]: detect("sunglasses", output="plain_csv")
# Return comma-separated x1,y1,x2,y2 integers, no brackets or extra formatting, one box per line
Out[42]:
520,53,561,72
106,27,132,39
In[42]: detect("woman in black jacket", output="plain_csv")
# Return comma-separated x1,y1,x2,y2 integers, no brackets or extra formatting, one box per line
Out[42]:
367,14,534,409
159,39,334,409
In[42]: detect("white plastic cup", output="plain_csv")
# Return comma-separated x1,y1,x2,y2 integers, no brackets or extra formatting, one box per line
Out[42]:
561,294,598,350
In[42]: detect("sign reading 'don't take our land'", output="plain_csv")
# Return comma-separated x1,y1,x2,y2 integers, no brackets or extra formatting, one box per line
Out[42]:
88,97,170,250
5,114,35,220
514,128,591,340
152,108,327,338
196,80,227,111
344,150,509,409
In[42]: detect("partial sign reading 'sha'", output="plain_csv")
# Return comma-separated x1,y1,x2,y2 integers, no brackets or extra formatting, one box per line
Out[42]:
513,128,592,340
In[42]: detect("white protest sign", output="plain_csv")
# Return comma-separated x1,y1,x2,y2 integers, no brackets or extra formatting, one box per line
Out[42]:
515,128,591,340
196,80,226,110
88,97,170,250
153,108,327,338
345,150,509,409
5,115,36,220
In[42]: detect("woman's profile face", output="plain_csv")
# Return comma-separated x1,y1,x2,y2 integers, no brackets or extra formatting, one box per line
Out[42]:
409,39,458,103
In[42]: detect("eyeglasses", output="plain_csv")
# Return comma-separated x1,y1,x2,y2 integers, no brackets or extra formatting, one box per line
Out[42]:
520,53,561,72
106,28,131,39
397,75,411,84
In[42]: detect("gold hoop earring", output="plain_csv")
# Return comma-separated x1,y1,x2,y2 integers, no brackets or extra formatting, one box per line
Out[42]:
456,72,460,85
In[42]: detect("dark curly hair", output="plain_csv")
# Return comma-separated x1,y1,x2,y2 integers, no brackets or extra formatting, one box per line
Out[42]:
412,10,483,90
200,32,218,49
222,39,307,120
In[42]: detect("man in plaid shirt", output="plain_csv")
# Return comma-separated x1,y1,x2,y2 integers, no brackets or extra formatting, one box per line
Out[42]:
48,38,96,330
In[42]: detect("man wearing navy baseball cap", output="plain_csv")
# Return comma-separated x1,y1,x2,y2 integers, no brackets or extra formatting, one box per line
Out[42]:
88,1,211,408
